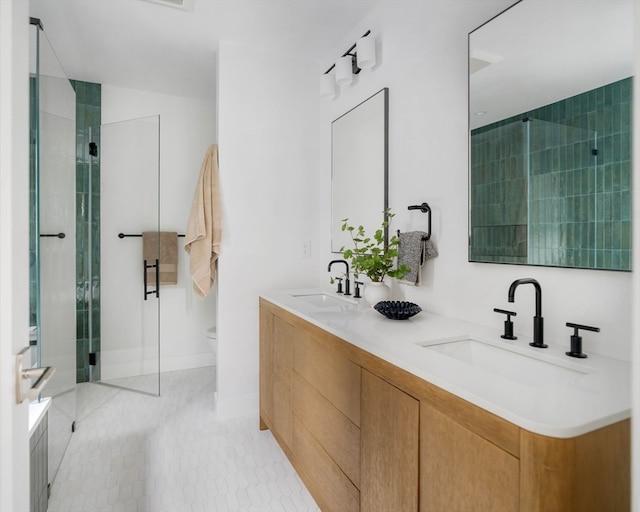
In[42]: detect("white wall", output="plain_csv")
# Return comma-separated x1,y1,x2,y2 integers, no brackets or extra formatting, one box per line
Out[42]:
0,1,30,509
100,85,217,377
318,0,636,363
216,42,322,418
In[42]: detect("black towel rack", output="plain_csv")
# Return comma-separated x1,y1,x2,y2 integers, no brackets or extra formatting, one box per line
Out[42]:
118,233,185,238
397,202,431,241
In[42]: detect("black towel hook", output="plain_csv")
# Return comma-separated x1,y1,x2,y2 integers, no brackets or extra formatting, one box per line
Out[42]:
405,202,431,240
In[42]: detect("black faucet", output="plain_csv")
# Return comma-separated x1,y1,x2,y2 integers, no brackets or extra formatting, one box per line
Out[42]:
328,260,351,296
507,278,547,348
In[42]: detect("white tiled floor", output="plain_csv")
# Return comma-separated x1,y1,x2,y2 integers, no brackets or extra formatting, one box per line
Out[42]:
47,367,320,512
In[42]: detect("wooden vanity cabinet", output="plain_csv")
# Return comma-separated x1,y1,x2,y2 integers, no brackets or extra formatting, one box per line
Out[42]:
259,299,630,512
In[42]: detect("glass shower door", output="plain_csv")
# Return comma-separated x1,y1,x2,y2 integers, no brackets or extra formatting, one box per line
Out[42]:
99,115,161,396
30,20,78,489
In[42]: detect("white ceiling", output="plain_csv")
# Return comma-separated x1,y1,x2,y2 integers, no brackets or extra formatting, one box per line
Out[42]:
29,0,380,99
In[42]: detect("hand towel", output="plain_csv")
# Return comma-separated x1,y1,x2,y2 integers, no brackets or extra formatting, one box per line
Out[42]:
142,231,178,285
397,231,438,286
184,144,222,298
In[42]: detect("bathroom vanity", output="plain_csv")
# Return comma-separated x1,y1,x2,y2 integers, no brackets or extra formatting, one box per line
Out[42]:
29,398,51,512
259,290,630,511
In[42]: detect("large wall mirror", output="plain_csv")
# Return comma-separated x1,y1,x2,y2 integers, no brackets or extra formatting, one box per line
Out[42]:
332,88,388,252
469,0,634,270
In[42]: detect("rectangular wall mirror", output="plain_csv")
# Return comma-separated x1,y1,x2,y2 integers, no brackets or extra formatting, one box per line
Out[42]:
469,0,634,270
331,88,388,252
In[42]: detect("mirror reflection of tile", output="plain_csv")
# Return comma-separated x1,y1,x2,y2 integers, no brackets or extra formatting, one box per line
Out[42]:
470,77,632,271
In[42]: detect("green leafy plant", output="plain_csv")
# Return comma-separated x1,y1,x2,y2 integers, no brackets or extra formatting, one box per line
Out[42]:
340,210,411,282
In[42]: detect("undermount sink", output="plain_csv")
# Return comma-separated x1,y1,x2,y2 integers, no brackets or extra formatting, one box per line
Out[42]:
289,293,357,308
417,336,592,386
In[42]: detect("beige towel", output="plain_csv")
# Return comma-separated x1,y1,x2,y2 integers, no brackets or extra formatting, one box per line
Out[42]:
184,144,222,297
142,231,178,285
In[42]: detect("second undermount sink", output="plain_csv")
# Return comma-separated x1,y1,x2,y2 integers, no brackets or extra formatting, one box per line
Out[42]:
289,292,357,309
417,336,592,386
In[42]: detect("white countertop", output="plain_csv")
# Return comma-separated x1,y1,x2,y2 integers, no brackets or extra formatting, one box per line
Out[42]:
261,288,631,438
29,397,51,436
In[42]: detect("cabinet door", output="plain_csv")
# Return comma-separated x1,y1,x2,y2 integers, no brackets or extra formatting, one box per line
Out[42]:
420,404,519,512
361,369,419,512
259,307,293,449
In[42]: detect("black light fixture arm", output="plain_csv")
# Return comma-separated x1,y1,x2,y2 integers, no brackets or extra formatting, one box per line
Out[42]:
323,30,372,75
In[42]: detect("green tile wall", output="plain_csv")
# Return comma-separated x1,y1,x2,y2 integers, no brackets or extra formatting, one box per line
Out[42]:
470,77,632,270
470,120,528,263
71,80,101,383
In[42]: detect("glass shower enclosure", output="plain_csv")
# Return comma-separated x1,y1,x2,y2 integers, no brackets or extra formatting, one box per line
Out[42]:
29,18,162,500
29,19,77,488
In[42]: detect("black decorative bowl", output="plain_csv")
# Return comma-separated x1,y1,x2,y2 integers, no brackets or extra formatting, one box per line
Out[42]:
373,301,422,320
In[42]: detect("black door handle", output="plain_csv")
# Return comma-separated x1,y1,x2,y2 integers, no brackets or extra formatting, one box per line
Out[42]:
143,259,159,300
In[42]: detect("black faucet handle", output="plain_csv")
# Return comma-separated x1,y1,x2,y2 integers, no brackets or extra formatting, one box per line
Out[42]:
354,281,363,299
494,308,516,319
565,322,600,358
334,277,344,294
494,308,517,340
566,322,600,334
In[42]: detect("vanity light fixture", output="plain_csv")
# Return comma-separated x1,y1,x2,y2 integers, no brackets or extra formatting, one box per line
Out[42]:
336,56,355,86
320,30,376,98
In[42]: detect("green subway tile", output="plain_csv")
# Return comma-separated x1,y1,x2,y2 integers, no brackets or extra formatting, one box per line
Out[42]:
604,84,614,106
91,309,100,339
76,313,86,340
603,221,613,248
73,80,102,381
612,222,621,249
612,162,621,192
621,250,631,271
76,192,86,223
621,131,631,161
621,191,631,221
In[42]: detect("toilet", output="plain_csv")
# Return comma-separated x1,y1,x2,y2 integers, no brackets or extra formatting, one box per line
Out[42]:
206,326,218,364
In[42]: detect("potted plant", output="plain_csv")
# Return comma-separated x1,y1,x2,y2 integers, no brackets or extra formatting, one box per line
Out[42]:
340,210,411,305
